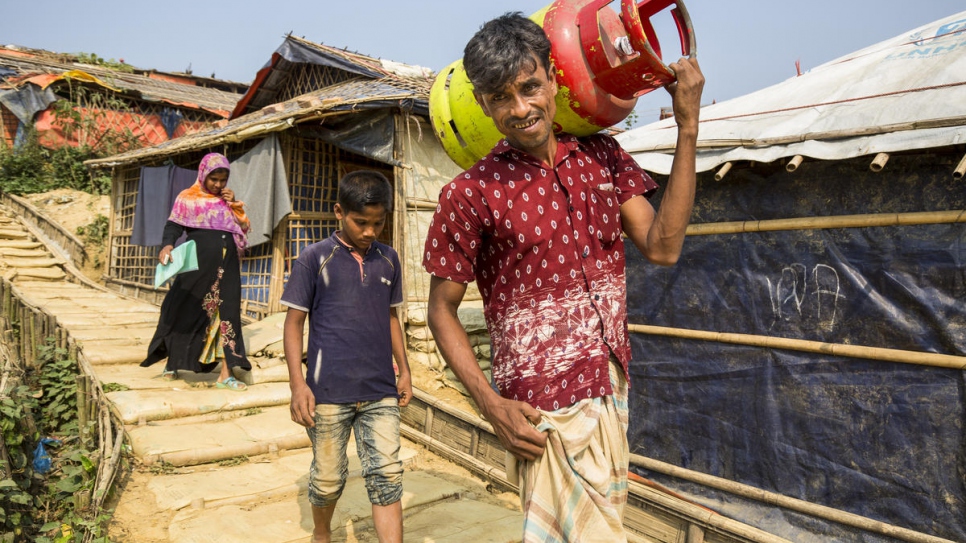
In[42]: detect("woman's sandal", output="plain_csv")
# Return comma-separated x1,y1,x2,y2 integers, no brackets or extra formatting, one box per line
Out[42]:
161,369,178,381
215,376,248,391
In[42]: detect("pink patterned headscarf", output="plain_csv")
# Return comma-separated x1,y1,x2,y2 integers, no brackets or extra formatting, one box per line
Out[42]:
168,153,250,254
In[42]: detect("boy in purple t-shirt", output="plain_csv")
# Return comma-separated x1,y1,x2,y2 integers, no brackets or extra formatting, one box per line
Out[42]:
281,170,412,543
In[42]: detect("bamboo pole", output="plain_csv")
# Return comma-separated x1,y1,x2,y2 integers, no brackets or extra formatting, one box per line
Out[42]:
628,324,966,370
629,454,956,543
24,308,34,366
686,209,966,236
405,198,441,211
713,162,732,181
32,310,43,363
76,375,89,447
1,280,9,321
785,155,804,172
870,152,890,172
953,153,966,180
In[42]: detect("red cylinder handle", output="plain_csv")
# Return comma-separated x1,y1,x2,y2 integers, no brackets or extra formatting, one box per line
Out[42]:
622,0,695,63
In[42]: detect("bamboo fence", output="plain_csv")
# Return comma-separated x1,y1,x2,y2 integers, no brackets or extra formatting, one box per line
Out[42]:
0,277,124,542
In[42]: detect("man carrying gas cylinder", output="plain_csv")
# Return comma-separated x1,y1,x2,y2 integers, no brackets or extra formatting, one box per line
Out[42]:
424,11,704,542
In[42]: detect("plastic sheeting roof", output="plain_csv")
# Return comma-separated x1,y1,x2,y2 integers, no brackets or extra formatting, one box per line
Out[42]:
617,11,966,175
0,47,241,117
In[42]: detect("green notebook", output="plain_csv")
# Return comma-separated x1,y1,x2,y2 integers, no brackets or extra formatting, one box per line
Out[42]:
154,240,199,288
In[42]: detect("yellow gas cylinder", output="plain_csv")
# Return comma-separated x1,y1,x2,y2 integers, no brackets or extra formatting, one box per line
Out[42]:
430,0,695,169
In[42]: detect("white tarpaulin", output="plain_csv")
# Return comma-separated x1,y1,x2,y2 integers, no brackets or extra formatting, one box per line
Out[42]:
617,11,966,174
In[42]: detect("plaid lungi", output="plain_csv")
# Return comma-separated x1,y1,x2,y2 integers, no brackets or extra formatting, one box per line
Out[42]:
507,360,630,543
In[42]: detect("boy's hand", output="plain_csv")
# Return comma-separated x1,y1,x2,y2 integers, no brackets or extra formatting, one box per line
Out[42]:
290,382,316,428
396,372,412,408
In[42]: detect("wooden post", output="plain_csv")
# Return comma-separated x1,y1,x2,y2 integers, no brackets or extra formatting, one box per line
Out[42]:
686,524,706,543
1,280,9,320
32,310,43,363
76,375,89,448
68,338,78,364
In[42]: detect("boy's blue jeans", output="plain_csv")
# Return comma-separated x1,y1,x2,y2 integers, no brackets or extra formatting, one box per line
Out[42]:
306,397,403,508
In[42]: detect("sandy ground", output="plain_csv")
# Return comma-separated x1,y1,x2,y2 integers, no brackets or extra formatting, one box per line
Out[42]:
24,188,110,283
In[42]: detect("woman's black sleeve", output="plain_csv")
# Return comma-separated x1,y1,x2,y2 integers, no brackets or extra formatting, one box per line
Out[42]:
162,221,185,247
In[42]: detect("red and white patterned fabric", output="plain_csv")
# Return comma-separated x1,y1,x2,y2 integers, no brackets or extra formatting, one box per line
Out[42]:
423,134,657,411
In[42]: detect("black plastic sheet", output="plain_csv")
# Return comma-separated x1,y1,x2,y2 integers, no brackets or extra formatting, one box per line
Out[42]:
624,152,966,541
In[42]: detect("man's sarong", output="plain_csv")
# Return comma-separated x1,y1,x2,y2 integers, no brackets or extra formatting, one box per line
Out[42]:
507,360,630,543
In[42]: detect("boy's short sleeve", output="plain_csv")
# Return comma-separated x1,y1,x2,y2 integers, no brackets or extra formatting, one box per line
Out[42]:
280,252,316,313
390,249,403,307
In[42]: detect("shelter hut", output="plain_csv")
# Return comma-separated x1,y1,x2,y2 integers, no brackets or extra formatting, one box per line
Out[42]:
0,45,243,150
615,11,966,542
85,35,466,347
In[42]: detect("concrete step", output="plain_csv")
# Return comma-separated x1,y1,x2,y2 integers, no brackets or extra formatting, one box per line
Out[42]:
10,267,66,281
0,228,30,239
53,314,159,327
126,405,306,466
110,382,292,424
0,248,51,258
0,240,42,249
70,326,158,342
165,470,517,543
2,256,66,268
84,344,153,365
93,360,290,392
142,442,420,511
401,498,523,542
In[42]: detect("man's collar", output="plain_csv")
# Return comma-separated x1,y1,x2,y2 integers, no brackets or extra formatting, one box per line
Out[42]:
493,133,580,167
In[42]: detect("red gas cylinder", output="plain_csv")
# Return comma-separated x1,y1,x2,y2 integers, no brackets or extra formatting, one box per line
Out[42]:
430,0,695,169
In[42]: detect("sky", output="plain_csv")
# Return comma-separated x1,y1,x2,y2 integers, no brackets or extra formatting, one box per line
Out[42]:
2,1,963,126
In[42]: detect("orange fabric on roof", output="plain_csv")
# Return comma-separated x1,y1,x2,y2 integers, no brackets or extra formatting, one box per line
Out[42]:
33,107,213,149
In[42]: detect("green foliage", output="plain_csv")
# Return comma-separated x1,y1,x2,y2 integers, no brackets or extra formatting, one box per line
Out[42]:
0,130,51,194
0,134,114,196
217,456,249,468
623,109,640,130
99,383,128,394
75,215,109,248
0,83,142,196
35,342,78,435
73,53,134,73
0,338,115,542
148,460,175,476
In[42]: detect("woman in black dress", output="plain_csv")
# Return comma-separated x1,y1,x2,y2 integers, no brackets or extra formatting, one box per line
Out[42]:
141,153,251,390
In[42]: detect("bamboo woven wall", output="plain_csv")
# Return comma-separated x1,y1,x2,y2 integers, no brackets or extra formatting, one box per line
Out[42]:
0,103,17,148
274,135,394,297
274,64,357,104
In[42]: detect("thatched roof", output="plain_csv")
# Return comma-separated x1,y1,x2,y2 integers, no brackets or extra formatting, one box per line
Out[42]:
0,45,243,117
